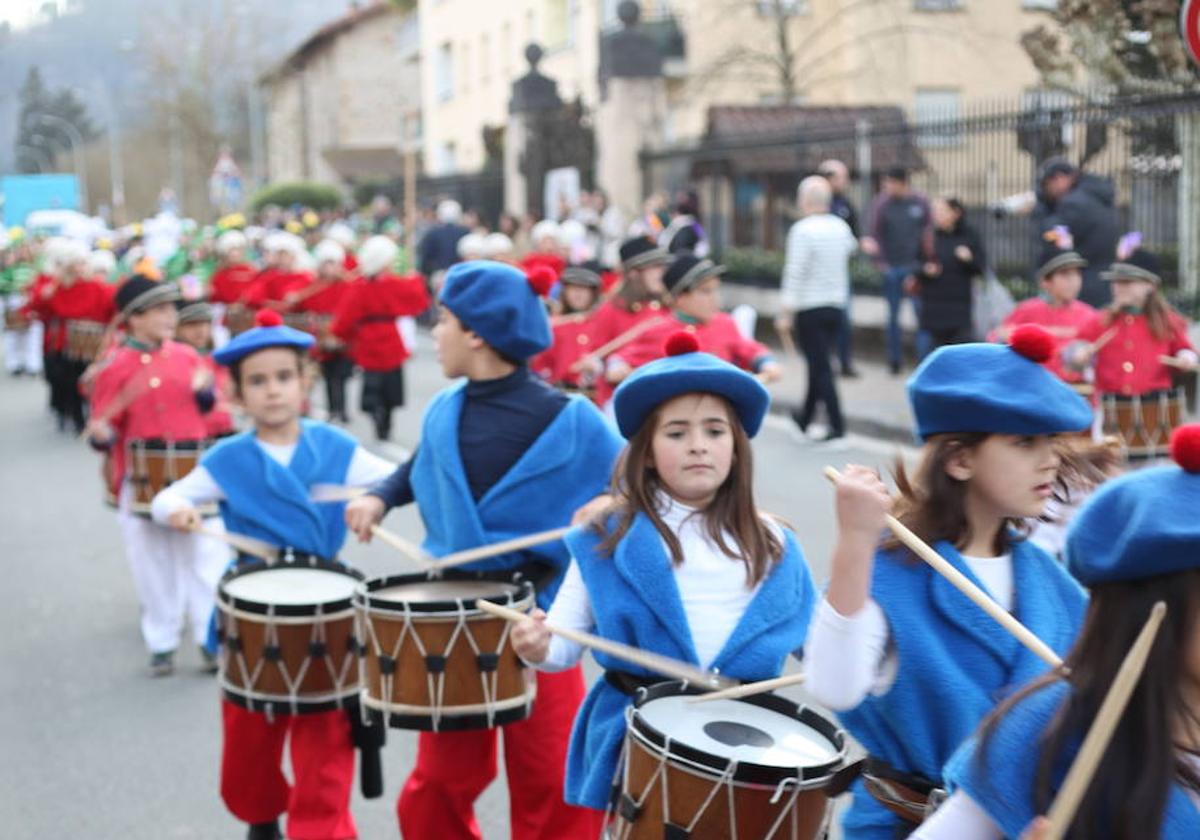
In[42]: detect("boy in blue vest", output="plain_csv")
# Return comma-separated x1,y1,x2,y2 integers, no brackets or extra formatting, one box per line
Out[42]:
152,309,395,840
345,260,623,840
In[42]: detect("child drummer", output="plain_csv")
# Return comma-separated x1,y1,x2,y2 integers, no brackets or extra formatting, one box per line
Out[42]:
151,309,395,840
84,276,223,677
174,298,235,438
531,262,604,395
344,259,623,840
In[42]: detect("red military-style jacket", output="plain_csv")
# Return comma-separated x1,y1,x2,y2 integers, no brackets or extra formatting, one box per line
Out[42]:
330,273,430,371
532,312,595,388
992,298,1096,384
209,262,259,306
23,277,115,353
584,296,668,406
613,311,771,373
1079,308,1193,396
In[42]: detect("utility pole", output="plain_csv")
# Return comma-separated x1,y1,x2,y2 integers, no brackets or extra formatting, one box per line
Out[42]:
33,112,89,212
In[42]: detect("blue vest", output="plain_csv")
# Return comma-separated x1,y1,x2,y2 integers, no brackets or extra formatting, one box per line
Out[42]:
202,420,357,560
409,383,622,608
837,539,1087,839
946,682,1200,838
561,513,817,809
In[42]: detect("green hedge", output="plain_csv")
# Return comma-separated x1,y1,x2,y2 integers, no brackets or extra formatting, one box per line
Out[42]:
720,247,877,291
249,181,344,213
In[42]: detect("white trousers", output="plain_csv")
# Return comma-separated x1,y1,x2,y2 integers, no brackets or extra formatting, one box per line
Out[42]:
117,490,231,653
2,294,43,374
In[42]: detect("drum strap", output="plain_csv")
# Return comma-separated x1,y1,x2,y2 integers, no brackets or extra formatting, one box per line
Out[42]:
603,669,663,696
828,757,945,826
360,314,398,325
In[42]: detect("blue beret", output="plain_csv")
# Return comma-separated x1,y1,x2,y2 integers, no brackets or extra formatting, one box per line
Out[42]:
907,331,1092,440
211,310,314,366
613,335,770,439
1066,429,1200,584
439,260,552,360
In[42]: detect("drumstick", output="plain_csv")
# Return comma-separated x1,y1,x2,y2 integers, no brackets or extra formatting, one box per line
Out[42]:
309,483,370,503
475,599,735,689
369,524,436,569
569,316,668,373
823,466,1063,670
1088,327,1118,355
1158,354,1195,371
1042,601,1166,840
428,526,573,571
687,672,806,704
775,321,799,358
192,525,277,562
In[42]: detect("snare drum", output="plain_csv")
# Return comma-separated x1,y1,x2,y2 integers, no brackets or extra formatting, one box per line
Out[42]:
1100,389,1184,461
65,319,105,362
283,312,316,336
4,307,29,331
125,439,216,516
217,555,364,714
355,571,537,731
225,304,255,336
613,682,847,840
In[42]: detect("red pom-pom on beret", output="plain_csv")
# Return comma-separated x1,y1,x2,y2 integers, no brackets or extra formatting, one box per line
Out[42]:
526,264,557,298
1170,424,1200,473
664,331,700,357
255,309,283,328
1009,324,1055,364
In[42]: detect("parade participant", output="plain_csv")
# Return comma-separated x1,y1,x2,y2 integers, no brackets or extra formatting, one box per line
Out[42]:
244,233,313,311
151,309,395,840
804,326,1093,839
343,260,623,840
89,248,118,285
992,235,1095,385
209,229,259,342
84,276,221,676
520,220,567,278
325,221,359,272
456,232,486,263
26,238,115,432
511,332,816,818
1,230,42,377
174,298,234,438
1067,247,1196,398
583,236,672,406
922,426,1200,839
531,262,603,392
482,232,516,263
330,235,429,441
301,239,355,424
610,253,781,380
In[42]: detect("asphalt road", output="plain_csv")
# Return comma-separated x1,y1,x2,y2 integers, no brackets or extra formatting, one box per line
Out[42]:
0,338,913,839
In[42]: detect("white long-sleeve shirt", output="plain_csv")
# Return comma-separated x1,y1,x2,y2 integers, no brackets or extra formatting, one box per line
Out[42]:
805,552,1013,710
780,213,857,313
535,493,768,672
150,437,395,523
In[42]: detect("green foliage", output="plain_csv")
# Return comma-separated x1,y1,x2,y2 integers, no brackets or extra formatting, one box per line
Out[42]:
249,181,344,212
719,247,877,291
14,66,99,174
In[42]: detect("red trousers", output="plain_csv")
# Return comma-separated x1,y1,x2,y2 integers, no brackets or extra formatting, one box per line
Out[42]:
221,701,357,840
397,666,604,840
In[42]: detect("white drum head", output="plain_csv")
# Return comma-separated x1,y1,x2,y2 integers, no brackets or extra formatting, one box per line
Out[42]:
224,567,359,605
637,695,840,769
371,579,519,603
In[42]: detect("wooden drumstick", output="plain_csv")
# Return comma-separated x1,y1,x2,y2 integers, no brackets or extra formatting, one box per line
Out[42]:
192,525,277,562
428,526,573,571
1087,327,1118,355
369,525,437,569
774,321,799,358
1158,354,1195,371
475,599,735,689
823,467,1064,670
1042,602,1167,840
569,316,668,374
687,672,806,704
309,483,371,503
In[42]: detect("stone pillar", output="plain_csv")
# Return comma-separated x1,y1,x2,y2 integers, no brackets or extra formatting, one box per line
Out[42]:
1178,110,1200,296
595,1,669,223
505,44,563,219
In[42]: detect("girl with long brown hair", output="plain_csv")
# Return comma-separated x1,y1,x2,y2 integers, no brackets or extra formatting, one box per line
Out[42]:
920,426,1200,839
511,332,817,817
804,326,1094,839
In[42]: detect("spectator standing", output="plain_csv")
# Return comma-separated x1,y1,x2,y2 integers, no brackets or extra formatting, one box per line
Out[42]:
776,176,857,443
417,200,470,291
658,189,710,257
1037,157,1119,308
913,197,984,352
864,167,932,374
819,159,861,378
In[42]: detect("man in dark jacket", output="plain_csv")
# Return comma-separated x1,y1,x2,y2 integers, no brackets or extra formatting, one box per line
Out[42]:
819,159,861,377
1038,158,1119,307
417,199,469,283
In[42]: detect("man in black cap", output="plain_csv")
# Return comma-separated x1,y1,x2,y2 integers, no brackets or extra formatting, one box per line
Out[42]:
1037,157,1120,307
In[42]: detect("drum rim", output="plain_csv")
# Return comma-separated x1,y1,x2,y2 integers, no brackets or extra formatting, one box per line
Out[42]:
125,437,208,452
355,569,534,614
218,555,365,617
628,681,847,787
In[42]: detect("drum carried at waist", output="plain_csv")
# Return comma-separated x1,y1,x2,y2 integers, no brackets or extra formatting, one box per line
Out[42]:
4,307,30,331
65,319,106,362
355,570,537,732
225,304,255,337
1100,388,1185,461
612,682,847,840
217,554,364,715
125,438,216,517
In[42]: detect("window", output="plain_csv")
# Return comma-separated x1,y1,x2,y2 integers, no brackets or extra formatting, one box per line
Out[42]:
914,88,963,147
436,141,457,175
755,0,809,15
913,0,962,9
480,34,490,83
435,41,454,102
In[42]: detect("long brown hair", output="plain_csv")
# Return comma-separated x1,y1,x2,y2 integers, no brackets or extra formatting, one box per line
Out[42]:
976,570,1200,839
886,432,1026,557
593,396,783,586
1102,286,1179,341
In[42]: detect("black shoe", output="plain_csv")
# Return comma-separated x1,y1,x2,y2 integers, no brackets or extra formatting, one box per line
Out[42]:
888,360,901,376
149,651,175,677
198,646,218,675
840,366,860,379
246,821,281,840
813,431,847,445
